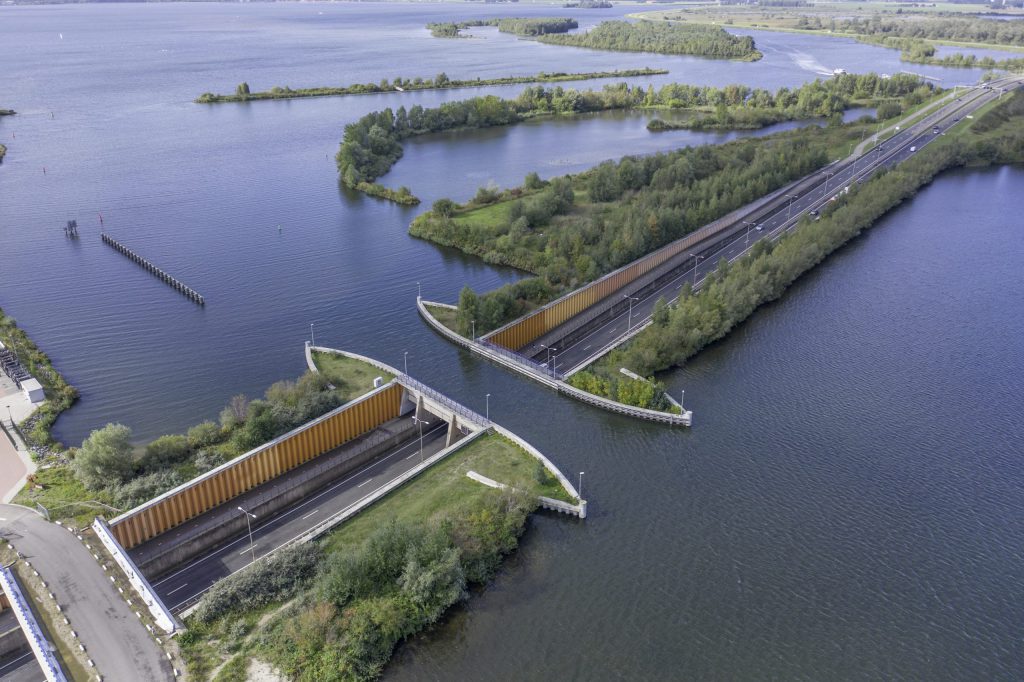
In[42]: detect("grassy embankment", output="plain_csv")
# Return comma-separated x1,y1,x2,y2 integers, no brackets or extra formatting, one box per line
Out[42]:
196,68,667,104
14,353,387,527
180,430,576,681
572,89,1024,393
0,308,79,450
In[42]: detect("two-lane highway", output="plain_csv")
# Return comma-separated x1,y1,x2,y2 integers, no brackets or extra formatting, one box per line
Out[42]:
150,420,449,613
525,77,1020,374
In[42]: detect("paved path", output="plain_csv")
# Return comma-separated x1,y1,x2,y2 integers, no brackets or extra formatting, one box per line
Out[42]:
0,504,173,682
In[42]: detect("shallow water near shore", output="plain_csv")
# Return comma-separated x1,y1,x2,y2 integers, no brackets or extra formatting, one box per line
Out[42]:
1,4,1022,679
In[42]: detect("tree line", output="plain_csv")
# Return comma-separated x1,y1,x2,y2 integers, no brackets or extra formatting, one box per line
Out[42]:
337,73,930,202
70,372,345,510
196,68,664,104
536,20,762,60
577,92,1024,400
427,17,578,38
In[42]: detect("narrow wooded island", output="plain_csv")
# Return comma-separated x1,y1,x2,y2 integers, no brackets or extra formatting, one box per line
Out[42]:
195,68,667,104
427,17,578,38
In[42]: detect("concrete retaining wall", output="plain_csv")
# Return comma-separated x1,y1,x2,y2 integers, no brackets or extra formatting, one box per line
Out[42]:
131,417,418,579
0,567,67,682
91,518,178,634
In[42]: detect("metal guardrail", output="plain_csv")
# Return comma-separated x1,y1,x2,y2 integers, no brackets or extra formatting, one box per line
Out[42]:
397,374,491,427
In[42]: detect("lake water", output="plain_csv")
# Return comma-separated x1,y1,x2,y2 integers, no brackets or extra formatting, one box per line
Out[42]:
2,4,1021,679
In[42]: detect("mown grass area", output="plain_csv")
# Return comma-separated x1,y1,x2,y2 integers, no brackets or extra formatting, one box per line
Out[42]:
322,431,574,555
423,303,460,334
311,351,396,401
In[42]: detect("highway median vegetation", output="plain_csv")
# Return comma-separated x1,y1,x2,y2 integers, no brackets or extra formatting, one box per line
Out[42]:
536,20,763,60
181,432,576,681
195,67,664,104
576,90,1024,387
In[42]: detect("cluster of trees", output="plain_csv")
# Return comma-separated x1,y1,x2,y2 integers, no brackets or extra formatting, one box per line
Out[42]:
427,17,577,38
197,68,664,104
564,0,613,8
414,128,836,336
70,372,343,509
537,20,762,60
338,73,928,200
826,15,1024,46
250,492,535,680
859,34,1024,70
569,366,675,411
588,97,1024,382
454,278,556,336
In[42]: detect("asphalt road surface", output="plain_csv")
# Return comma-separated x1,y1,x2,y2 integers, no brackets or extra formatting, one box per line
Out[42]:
0,650,44,682
152,421,449,613
0,504,173,682
524,78,1021,373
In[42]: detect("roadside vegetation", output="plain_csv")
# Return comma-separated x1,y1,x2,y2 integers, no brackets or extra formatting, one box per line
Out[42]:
311,350,395,400
338,73,928,204
196,68,665,104
427,17,578,39
14,354,388,525
410,74,933,340
576,89,1024,391
180,431,575,681
536,20,762,60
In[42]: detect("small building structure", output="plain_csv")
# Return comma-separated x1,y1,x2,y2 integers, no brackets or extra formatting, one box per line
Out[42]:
21,378,44,404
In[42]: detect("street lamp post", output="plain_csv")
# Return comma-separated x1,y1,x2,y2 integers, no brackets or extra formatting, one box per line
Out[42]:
623,294,640,330
412,416,430,462
417,281,421,299
690,253,705,286
786,194,799,219
742,220,756,244
550,353,558,379
824,171,835,195
309,323,315,348
471,319,476,341
578,471,584,499
485,393,490,421
403,351,408,375
237,506,257,565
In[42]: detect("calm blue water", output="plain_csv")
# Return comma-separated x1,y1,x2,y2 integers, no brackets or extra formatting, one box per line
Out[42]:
2,4,1022,679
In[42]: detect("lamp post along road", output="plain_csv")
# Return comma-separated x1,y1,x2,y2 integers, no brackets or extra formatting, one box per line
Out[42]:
310,323,315,348
485,393,490,421
237,506,257,565
623,295,640,331
690,253,705,286
412,416,430,463
579,471,584,500
786,194,798,219
403,351,408,375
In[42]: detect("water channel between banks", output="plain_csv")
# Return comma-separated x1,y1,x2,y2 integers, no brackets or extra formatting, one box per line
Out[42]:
2,4,1022,679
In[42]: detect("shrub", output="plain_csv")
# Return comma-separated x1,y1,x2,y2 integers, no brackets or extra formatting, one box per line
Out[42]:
191,543,322,624
73,423,135,490
187,421,222,449
142,434,191,469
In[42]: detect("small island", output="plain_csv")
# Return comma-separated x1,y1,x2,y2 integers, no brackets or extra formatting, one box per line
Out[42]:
195,67,667,104
427,17,578,39
565,0,613,7
0,144,6,162
0,109,15,116
537,20,762,60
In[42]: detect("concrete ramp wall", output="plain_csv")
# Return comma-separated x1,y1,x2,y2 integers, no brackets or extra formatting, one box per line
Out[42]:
110,382,404,550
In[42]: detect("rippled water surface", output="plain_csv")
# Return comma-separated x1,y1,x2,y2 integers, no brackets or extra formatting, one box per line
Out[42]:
2,4,1022,679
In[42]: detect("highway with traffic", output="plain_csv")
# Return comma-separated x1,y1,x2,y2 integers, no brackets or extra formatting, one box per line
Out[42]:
150,419,449,613
522,76,1022,375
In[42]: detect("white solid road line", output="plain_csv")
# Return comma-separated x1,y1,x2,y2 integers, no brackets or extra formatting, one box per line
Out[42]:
239,544,257,555
165,583,189,595
300,509,319,520
154,422,448,589
357,479,371,488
